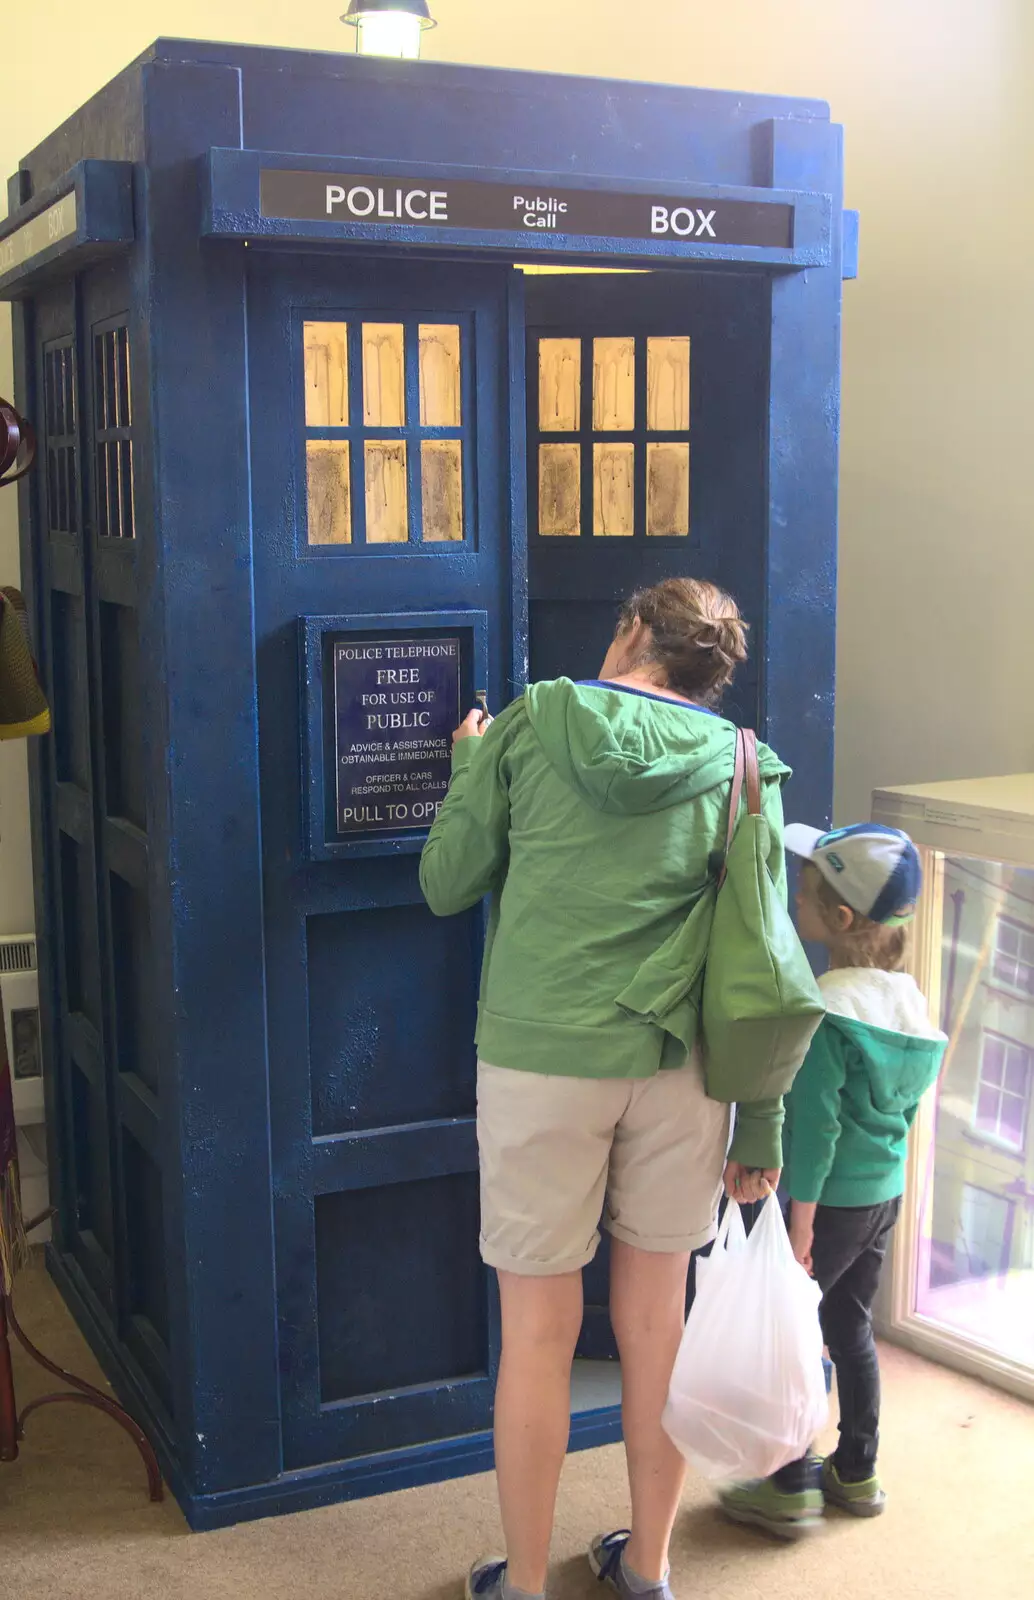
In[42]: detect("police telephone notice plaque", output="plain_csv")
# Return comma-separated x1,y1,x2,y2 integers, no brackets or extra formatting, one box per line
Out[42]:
333,637,461,833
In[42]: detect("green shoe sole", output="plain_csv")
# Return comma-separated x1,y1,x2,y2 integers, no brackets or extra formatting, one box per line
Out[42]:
821,1462,887,1518
720,1499,824,1542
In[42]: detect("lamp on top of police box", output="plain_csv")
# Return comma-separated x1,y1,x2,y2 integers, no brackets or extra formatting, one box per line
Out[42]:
341,0,437,60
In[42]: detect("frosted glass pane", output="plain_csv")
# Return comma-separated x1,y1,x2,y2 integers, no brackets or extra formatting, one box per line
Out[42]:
365,440,409,542
982,1038,1004,1085
304,322,349,427
646,442,690,536
592,443,635,537
647,336,690,431
422,440,463,542
593,336,635,431
419,324,462,427
538,338,581,431
1001,1094,1026,1143
306,440,351,545
539,443,581,536
363,323,406,427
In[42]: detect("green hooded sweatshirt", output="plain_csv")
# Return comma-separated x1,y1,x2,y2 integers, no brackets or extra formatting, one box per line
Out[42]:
784,967,947,1207
419,678,791,1169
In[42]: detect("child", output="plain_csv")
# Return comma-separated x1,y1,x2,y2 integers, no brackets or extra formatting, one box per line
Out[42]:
720,823,946,1539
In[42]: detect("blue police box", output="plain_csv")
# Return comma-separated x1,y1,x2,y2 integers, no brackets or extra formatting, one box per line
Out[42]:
0,38,852,1527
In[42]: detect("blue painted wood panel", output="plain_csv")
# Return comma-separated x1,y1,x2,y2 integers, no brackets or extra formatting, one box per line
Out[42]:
247,251,518,1467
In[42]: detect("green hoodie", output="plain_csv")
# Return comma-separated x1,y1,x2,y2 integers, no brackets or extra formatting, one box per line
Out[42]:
784,968,947,1207
419,678,791,1168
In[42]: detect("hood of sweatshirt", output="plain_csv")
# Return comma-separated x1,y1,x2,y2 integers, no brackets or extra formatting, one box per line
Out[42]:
522,678,789,816
819,967,948,1114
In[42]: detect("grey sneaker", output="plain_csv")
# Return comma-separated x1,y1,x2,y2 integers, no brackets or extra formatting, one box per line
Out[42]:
465,1558,508,1599
588,1532,675,1598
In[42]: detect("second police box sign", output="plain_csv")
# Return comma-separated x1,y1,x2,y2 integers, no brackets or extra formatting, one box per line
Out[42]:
260,169,794,249
334,637,461,834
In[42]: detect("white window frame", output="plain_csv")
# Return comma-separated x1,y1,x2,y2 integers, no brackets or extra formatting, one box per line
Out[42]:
971,1031,1033,1154
992,915,1034,998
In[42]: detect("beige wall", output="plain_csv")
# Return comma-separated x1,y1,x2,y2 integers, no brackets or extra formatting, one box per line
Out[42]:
2,0,1032,931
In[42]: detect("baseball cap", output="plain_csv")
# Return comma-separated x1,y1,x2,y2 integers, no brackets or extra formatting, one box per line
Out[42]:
783,822,922,926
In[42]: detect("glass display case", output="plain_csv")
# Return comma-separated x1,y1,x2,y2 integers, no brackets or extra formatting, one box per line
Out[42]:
872,775,1034,1400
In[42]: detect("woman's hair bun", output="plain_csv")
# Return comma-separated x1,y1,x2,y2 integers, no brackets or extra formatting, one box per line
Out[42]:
617,578,748,705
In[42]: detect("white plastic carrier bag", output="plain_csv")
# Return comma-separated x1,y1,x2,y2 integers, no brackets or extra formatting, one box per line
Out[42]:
662,1193,828,1482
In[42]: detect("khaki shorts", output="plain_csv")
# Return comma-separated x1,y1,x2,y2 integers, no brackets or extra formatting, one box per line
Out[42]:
477,1055,730,1276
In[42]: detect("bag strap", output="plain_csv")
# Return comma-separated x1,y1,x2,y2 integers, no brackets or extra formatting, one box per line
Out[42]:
716,728,762,888
724,732,746,857
741,728,762,817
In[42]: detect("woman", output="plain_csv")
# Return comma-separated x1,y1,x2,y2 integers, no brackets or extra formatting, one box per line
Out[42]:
419,579,789,1600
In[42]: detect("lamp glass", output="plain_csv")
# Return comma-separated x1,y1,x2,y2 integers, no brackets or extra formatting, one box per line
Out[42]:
357,12,424,58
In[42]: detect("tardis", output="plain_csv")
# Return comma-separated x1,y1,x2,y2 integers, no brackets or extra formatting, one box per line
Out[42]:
0,39,852,1528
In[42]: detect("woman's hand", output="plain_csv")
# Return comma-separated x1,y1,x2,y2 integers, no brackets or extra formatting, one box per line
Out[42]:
453,707,493,745
723,1161,780,1205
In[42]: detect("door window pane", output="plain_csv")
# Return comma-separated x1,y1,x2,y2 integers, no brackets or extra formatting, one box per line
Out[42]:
94,324,135,539
592,337,635,431
365,441,409,543
304,322,349,427
419,325,462,427
647,336,690,431
533,329,691,540
646,442,690,536
363,323,406,427
593,443,634,537
306,440,352,545
538,338,581,432
421,440,463,542
539,444,581,536
301,318,469,547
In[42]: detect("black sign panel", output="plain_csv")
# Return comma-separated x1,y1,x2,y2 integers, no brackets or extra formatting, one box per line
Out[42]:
0,192,77,277
333,637,461,834
260,169,793,249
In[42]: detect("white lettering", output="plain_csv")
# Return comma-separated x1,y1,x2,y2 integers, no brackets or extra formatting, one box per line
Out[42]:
326,184,346,214
650,204,718,241
347,185,376,217
429,191,448,220
376,668,420,685
364,710,433,730
405,189,429,220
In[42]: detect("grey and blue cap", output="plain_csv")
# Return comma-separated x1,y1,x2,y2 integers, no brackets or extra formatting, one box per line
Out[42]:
783,822,922,926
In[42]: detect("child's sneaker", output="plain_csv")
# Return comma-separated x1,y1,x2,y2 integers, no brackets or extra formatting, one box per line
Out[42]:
588,1531,675,1597
821,1458,887,1517
718,1472,825,1540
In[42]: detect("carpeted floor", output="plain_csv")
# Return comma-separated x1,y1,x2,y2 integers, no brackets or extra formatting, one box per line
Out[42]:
2,1251,1032,1599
